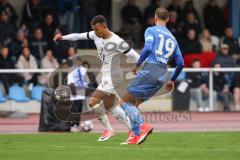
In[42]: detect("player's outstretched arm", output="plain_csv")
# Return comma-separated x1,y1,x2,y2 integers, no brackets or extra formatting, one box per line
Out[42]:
125,49,140,63
54,32,93,42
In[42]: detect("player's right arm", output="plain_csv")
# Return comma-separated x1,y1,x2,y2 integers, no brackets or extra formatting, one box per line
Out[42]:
54,31,96,41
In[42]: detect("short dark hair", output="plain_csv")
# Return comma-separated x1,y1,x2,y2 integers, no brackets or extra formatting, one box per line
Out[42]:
82,60,91,68
90,15,107,26
155,7,169,21
191,59,200,65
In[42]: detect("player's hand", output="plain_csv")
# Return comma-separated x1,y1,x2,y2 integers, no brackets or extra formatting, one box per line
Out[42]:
53,34,63,42
166,80,174,93
132,65,138,75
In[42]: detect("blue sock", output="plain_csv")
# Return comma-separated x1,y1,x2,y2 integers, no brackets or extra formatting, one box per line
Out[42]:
122,103,143,136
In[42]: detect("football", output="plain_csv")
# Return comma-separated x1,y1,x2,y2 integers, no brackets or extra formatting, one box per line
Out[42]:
80,120,94,132
54,85,71,102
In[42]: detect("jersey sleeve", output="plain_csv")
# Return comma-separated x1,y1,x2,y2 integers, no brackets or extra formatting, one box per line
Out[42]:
117,39,131,54
88,31,98,41
170,42,184,81
136,28,154,67
116,37,139,62
144,28,154,44
62,31,97,41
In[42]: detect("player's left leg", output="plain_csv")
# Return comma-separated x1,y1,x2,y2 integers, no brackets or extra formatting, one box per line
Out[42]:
119,92,153,145
88,89,115,141
119,63,167,144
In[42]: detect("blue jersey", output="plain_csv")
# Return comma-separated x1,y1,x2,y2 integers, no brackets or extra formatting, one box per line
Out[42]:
136,25,184,81
144,25,182,65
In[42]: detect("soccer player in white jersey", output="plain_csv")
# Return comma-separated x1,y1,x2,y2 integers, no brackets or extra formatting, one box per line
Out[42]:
54,15,139,141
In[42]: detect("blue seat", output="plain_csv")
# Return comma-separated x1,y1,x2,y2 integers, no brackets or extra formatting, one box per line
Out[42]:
9,85,30,102
31,85,45,101
0,89,7,103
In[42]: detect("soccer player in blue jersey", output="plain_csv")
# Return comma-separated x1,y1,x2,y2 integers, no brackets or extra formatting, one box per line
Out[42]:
119,7,184,145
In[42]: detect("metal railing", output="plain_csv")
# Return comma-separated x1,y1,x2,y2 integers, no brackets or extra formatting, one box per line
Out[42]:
0,68,240,111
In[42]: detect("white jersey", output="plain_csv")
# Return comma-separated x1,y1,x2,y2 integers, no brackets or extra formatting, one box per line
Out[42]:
62,31,139,94
88,31,130,73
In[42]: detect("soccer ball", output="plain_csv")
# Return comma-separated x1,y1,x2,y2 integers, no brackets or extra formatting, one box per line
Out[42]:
80,120,94,132
54,85,71,102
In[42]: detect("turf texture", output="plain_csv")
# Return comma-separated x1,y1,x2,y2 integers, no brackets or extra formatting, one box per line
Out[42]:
0,132,239,160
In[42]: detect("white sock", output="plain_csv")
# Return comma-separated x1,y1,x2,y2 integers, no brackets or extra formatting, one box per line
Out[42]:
92,104,113,131
110,105,131,130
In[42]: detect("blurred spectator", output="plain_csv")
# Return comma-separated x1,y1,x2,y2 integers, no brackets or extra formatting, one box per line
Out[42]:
41,0,60,28
212,63,231,111
79,0,98,32
79,0,98,48
67,57,88,132
21,0,44,31
0,46,23,93
0,0,18,28
18,24,30,38
52,28,74,64
38,49,59,85
29,28,49,63
182,0,200,24
167,0,183,22
41,49,59,69
182,12,201,36
67,46,77,60
232,72,240,111
10,29,29,62
186,59,209,112
42,0,58,11
221,27,240,61
222,2,230,27
97,0,111,24
214,44,236,68
121,0,142,26
199,29,213,52
0,10,16,46
181,29,202,55
58,0,78,32
167,11,182,41
144,0,162,26
82,60,98,97
16,47,38,85
41,13,58,42
213,44,236,86
121,0,142,48
203,0,224,36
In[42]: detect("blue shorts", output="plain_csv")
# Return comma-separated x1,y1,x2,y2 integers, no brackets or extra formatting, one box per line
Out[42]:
128,63,167,101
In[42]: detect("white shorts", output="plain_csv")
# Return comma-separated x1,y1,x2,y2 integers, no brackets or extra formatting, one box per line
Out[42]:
97,73,123,95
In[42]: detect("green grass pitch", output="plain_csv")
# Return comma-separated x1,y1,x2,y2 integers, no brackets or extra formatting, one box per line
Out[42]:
0,132,240,160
